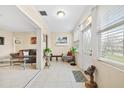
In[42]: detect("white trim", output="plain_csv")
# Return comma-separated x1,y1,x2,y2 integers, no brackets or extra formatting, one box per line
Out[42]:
98,20,124,33
97,57,124,71
98,23,124,69
81,23,92,32
97,6,124,32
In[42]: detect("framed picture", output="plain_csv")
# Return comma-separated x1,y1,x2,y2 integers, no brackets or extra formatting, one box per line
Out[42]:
0,37,4,45
15,40,21,44
56,36,68,45
31,37,37,44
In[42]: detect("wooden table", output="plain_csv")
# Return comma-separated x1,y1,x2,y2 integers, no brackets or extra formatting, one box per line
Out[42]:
50,54,63,61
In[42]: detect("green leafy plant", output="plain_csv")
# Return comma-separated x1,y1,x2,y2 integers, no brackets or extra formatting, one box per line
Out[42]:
70,47,78,56
44,48,52,56
70,47,78,66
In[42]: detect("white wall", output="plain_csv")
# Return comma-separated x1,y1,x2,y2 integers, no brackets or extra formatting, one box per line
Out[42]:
14,32,37,52
48,31,51,48
0,31,37,58
93,6,124,88
73,6,124,87
16,5,49,69
74,6,93,70
51,32,73,55
0,30,13,58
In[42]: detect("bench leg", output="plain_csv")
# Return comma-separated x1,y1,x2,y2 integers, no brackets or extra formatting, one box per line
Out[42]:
23,60,26,70
56,57,58,61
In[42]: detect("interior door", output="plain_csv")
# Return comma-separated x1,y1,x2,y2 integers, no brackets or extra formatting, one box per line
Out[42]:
82,25,93,70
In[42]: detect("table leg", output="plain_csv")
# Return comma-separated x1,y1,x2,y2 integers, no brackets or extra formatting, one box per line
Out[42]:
61,57,64,62
10,60,14,66
10,61,12,66
56,57,58,61
23,60,26,70
50,56,52,61
44,56,50,69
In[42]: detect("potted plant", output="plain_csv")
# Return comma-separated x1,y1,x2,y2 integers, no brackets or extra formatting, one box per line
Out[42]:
70,47,78,66
44,48,52,56
44,48,52,67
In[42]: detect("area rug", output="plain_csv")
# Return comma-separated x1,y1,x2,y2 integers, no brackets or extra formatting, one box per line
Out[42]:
72,70,87,82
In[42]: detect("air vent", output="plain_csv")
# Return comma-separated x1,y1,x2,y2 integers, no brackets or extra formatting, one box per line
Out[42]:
39,11,47,16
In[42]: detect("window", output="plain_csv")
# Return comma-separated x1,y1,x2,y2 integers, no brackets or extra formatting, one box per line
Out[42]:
98,6,124,30
98,6,124,65
100,24,124,63
82,25,91,55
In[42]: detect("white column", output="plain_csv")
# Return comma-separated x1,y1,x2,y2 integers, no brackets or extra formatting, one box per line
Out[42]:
36,29,42,69
36,28,45,70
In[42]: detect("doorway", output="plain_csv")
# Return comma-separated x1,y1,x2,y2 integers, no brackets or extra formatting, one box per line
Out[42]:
81,24,93,70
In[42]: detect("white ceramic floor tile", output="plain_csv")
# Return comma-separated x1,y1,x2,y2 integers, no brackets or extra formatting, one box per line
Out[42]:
28,61,85,88
0,61,85,88
71,82,85,88
0,64,39,88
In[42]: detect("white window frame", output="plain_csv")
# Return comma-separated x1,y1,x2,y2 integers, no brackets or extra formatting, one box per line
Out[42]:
97,6,124,70
98,23,124,70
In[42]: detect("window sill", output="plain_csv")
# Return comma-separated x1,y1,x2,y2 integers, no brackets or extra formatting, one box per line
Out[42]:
97,57,124,71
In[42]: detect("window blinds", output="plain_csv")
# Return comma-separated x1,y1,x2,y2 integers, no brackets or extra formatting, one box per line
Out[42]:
101,24,124,56
98,5,124,31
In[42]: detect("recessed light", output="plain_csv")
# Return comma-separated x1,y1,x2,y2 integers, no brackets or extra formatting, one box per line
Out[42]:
57,11,65,17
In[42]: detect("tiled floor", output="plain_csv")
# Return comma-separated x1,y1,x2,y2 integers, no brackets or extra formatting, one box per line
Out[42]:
26,62,85,88
0,63,39,88
0,61,85,88
0,63,36,70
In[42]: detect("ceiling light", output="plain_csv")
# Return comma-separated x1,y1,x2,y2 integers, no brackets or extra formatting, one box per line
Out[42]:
57,11,65,17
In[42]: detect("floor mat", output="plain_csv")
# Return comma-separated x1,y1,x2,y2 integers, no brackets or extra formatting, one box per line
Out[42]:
72,70,87,82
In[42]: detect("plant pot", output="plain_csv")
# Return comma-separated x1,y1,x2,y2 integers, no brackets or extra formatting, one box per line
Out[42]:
70,62,76,66
45,52,49,56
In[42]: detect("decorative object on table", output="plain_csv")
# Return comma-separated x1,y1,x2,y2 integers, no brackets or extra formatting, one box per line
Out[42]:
56,36,68,45
44,48,52,56
70,47,78,66
15,40,21,44
44,48,52,67
84,65,97,88
31,37,36,44
0,37,4,45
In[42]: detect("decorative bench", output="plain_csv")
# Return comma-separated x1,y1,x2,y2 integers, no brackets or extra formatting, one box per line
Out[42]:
50,54,63,61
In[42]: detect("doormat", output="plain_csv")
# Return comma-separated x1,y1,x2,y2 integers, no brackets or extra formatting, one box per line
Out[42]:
72,70,87,82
